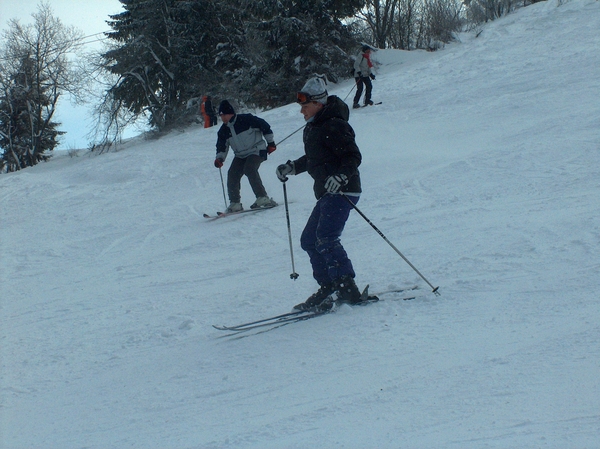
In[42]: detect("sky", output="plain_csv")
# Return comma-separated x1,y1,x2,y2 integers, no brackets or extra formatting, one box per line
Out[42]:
0,0,127,150
1,0,599,447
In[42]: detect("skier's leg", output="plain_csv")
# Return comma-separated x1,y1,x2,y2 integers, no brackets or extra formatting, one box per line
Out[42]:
364,78,373,105
314,193,358,280
300,200,331,285
227,157,245,203
242,154,268,199
353,77,364,106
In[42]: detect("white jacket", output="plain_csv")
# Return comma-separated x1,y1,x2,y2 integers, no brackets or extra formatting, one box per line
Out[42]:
353,52,373,78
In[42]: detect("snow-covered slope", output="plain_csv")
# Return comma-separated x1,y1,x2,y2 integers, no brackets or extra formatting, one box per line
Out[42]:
1,1,599,447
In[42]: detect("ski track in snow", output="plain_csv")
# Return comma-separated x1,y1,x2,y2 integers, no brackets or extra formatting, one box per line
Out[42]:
1,1,600,447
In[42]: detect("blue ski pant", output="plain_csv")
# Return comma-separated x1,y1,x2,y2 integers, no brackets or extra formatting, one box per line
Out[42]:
300,193,359,286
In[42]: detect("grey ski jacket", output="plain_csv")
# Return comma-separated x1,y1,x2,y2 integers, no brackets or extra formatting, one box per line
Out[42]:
215,114,274,161
353,52,373,78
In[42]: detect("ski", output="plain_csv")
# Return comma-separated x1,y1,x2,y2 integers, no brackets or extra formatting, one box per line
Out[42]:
213,285,420,333
351,102,382,111
213,309,308,331
371,285,418,297
203,204,277,220
213,309,328,333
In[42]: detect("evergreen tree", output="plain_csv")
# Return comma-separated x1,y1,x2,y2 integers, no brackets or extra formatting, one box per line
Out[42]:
103,0,227,130
0,55,63,172
213,0,364,106
102,0,362,133
0,3,76,172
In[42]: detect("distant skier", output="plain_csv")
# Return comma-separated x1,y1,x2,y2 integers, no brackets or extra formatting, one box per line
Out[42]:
276,76,370,311
352,45,376,109
214,100,278,213
201,95,217,128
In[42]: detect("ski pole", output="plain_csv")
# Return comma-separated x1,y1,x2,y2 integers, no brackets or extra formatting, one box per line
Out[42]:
218,167,227,210
343,79,358,102
283,182,299,280
276,124,305,147
341,193,440,295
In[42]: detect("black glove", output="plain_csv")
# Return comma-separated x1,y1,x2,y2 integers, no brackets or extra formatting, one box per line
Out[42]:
276,161,295,182
370,73,376,80
214,158,224,168
357,71,362,77
324,174,348,193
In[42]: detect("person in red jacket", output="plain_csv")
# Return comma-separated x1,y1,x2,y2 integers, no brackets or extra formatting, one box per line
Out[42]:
200,95,217,128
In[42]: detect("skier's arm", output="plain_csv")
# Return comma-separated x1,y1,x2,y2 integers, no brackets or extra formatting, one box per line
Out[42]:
247,115,275,144
292,155,307,174
215,127,230,160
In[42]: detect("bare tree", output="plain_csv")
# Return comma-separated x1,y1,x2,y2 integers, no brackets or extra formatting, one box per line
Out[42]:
422,0,464,50
391,0,420,49
353,0,463,51
0,2,84,172
463,0,517,25
79,49,138,154
357,0,400,48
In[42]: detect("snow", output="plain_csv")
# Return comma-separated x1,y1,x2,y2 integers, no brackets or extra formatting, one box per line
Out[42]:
1,0,599,447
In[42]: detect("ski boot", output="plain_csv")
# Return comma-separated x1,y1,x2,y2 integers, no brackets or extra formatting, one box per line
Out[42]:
335,275,365,305
335,276,379,306
225,202,243,213
293,283,335,311
250,197,277,209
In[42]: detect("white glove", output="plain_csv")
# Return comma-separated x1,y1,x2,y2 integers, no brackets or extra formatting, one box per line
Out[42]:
324,174,348,193
276,161,295,182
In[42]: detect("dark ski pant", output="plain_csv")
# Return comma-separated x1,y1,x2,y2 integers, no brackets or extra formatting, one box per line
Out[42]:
353,76,372,105
300,193,359,286
227,155,267,203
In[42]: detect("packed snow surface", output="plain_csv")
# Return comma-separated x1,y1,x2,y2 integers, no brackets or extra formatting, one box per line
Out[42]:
1,1,599,447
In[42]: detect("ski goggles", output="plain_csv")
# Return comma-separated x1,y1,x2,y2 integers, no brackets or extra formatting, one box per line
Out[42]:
296,92,312,104
296,91,327,105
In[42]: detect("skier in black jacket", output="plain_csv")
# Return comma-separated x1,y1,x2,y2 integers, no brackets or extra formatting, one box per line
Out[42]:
276,76,366,311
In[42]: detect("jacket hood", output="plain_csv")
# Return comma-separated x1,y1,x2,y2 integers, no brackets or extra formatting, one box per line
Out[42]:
313,95,349,124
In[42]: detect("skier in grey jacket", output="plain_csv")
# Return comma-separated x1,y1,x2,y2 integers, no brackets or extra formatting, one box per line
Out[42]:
352,45,376,109
214,100,277,212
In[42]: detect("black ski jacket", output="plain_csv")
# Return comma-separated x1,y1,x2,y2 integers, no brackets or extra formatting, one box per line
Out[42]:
293,95,362,199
